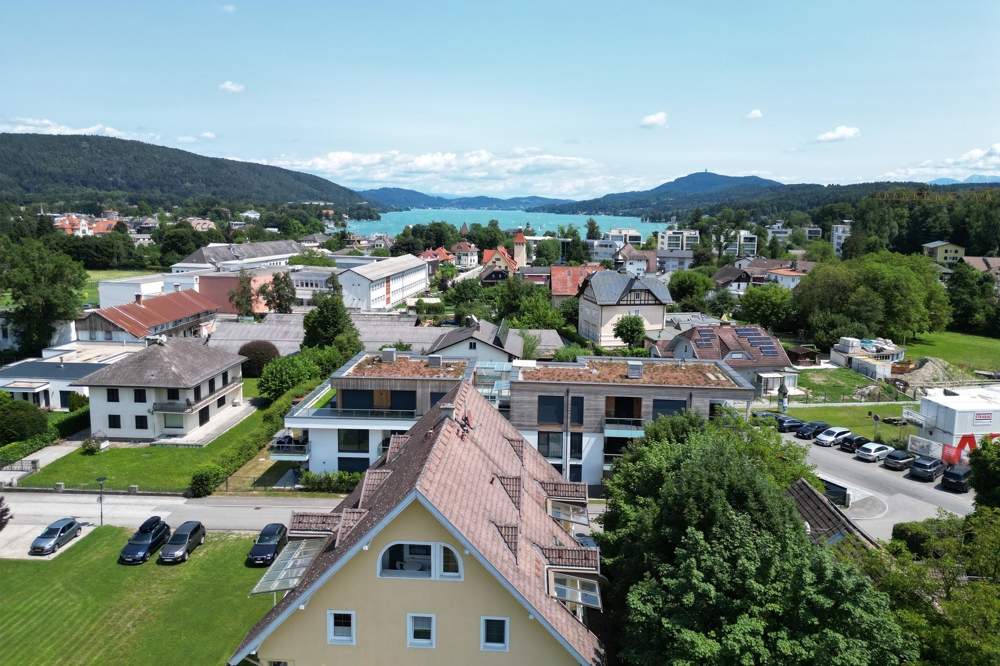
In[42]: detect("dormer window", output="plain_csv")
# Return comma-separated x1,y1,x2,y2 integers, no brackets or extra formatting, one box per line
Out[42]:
378,542,463,580
548,500,589,526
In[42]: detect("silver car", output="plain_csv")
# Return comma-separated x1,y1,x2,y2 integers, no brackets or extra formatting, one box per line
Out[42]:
856,442,893,462
814,427,852,447
30,518,82,555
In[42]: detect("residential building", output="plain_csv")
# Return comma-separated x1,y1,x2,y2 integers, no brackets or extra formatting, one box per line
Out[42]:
805,226,823,241
585,238,621,262
723,229,758,257
657,229,700,252
766,266,809,289
419,246,455,265
712,258,814,295
922,240,965,266
451,241,479,269
0,359,109,410
666,323,797,396
52,214,118,237
427,319,563,362
350,313,458,354
904,384,1000,465
185,217,217,233
208,313,306,357
643,312,722,352
291,267,342,305
480,247,518,285
233,381,604,666
513,231,528,267
238,210,261,222
508,356,755,484
764,223,792,243
656,249,695,272
340,254,430,311
613,244,657,276
605,228,642,245
832,221,852,257
829,336,904,380
960,256,1000,294
171,240,302,273
577,271,672,348
76,290,218,343
282,350,473,473
517,266,551,287
98,272,202,308
549,264,603,306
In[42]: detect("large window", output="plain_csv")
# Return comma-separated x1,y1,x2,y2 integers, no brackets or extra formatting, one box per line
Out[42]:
133,389,146,403
480,617,510,652
406,614,435,649
549,500,589,526
537,432,563,459
570,396,584,425
167,388,180,401
537,395,564,425
108,414,121,429
652,399,686,419
378,542,463,580
327,610,356,646
163,414,184,429
107,388,119,403
338,430,368,453
552,574,602,610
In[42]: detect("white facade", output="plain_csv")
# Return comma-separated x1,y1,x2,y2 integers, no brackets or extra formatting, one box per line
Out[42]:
520,430,604,486
723,230,758,257
428,339,512,364
832,221,853,256
766,269,807,289
908,384,1000,461
454,249,478,269
578,299,665,348
658,229,700,252
340,255,429,311
586,239,622,262
98,274,202,308
606,228,642,245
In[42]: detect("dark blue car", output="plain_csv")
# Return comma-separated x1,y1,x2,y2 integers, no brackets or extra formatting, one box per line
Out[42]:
119,516,170,564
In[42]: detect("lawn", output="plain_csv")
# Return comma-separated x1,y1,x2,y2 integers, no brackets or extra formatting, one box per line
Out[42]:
786,403,917,441
0,527,270,666
793,368,905,403
82,269,151,305
904,331,1000,371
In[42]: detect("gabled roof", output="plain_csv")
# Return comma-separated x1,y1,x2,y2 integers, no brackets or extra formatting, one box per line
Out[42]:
451,240,477,253
84,290,219,338
962,256,1000,276
74,338,244,389
482,246,518,272
921,240,956,249
786,478,879,552
230,382,603,665
427,319,563,359
615,244,657,272
581,270,671,305
178,240,302,266
550,264,602,296
349,253,426,281
669,323,791,368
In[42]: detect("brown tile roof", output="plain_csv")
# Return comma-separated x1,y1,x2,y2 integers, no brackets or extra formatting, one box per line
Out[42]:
540,546,599,570
482,246,518,271
231,382,603,665
87,289,219,338
519,359,738,387
497,475,522,510
550,264,603,296
451,240,477,253
670,324,791,368
506,435,525,462
786,478,879,551
539,480,588,500
359,469,392,508
962,256,1000,277
289,512,342,534
347,354,467,379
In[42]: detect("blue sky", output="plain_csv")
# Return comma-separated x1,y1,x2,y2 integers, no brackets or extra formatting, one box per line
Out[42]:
2,1,999,197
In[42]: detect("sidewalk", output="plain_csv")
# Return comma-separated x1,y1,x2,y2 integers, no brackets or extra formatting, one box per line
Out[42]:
0,433,85,486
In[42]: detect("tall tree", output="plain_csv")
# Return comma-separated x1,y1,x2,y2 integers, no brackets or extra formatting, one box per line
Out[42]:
613,314,646,347
257,271,296,314
737,283,794,331
585,217,602,240
303,290,356,349
228,269,256,318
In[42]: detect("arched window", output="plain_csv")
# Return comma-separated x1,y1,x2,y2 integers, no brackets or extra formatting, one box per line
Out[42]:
377,542,463,580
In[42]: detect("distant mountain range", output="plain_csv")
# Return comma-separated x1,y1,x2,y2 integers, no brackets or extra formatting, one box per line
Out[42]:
360,187,574,211
0,133,369,207
928,175,1000,185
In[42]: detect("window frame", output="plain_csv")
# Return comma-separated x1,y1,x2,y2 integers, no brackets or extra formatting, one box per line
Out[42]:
135,415,148,430
376,541,464,581
133,388,146,403
480,616,510,652
326,610,356,646
537,395,564,425
107,414,121,430
406,613,436,649
106,388,119,403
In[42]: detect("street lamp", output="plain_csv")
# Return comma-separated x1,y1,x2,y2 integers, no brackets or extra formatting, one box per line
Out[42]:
96,476,107,526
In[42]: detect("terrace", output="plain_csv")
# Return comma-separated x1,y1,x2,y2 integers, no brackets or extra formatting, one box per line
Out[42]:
518,358,740,388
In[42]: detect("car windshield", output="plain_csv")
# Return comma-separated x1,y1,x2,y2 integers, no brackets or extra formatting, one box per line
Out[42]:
257,533,280,545
167,533,188,545
129,533,153,544
41,528,61,538
820,429,835,436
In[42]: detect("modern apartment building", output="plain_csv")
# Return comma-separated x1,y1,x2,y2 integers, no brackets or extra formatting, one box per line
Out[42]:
657,229,700,252
832,221,853,256
605,228,642,245
722,229,758,257
339,254,429,310
921,240,965,266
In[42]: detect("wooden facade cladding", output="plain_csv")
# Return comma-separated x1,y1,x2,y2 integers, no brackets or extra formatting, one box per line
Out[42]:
331,376,463,416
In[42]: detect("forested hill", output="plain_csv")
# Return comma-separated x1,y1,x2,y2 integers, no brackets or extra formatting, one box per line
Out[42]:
0,134,367,205
360,187,574,211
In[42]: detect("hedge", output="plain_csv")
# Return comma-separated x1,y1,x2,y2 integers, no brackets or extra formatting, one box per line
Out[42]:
187,377,324,497
0,430,57,467
49,407,91,438
300,470,362,493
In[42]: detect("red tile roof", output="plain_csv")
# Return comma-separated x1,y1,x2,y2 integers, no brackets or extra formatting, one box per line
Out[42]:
550,264,603,296
482,246,518,271
88,289,219,338
671,324,791,368
514,231,527,243
451,240,477,253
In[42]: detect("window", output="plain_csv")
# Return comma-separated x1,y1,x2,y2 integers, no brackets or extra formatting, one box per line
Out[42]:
107,388,119,403
407,614,435,649
549,500,589,525
108,414,121,429
480,617,509,652
217,395,226,408
338,430,368,453
208,378,216,393
193,385,202,402
135,415,148,430
378,542,463,580
167,388,179,401
469,341,477,350
133,389,146,403
440,545,461,578
552,574,602,610
570,432,583,460
222,371,229,386
537,395,564,425
326,610,355,646
570,396,584,425
570,464,582,482
537,432,563,459
163,414,184,429
652,399,686,420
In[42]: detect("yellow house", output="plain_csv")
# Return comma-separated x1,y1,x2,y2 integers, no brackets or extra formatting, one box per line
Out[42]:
921,240,965,266
230,383,604,666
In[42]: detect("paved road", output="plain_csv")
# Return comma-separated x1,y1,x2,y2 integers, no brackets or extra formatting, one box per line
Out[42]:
785,433,975,540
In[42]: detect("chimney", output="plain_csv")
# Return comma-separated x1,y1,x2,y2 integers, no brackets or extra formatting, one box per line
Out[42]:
438,402,455,421
381,348,397,363
134,292,143,305
627,360,643,379
428,355,442,368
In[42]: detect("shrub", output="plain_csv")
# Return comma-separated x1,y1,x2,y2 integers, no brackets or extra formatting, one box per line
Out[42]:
190,464,226,497
300,470,362,493
891,514,964,557
0,430,57,467
49,407,91,438
67,393,89,412
0,401,49,444
239,340,280,378
80,437,102,455
259,354,320,401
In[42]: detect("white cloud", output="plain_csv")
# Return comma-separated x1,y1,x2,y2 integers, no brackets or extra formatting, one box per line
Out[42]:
0,117,159,142
639,111,668,129
746,109,763,120
881,142,1000,181
199,131,217,140
221,4,237,13
218,80,245,94
816,125,860,142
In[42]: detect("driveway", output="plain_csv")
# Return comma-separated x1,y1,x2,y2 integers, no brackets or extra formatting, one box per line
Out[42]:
0,522,96,560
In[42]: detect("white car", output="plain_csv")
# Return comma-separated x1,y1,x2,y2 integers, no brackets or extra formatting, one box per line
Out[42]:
814,427,852,447
855,442,893,462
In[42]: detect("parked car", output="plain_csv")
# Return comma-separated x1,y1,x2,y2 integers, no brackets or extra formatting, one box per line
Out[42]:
839,435,870,453
246,523,288,566
909,456,946,481
855,442,894,462
776,417,805,433
941,464,972,492
814,427,852,447
158,520,206,564
795,421,830,439
119,516,170,564
30,518,82,556
883,449,917,471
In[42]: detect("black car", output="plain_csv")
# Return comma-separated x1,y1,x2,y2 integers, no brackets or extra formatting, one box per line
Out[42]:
158,520,206,564
941,464,972,492
883,449,917,471
246,523,288,566
795,421,829,439
119,516,170,564
839,435,870,453
909,457,946,481
776,417,805,433
30,518,82,556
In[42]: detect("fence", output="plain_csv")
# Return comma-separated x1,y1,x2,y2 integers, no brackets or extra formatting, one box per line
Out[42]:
0,460,39,473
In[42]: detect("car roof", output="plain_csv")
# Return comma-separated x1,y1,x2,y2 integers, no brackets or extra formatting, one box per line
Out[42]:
859,442,884,449
176,520,202,533
139,516,162,531
946,464,971,472
913,456,939,464
887,449,912,456
261,523,285,535
50,517,76,528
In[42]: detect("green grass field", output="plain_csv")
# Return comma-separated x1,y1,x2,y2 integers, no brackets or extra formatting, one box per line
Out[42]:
786,403,917,441
0,527,270,666
904,331,1000,371
23,380,262,493
82,269,151,305
794,368,874,403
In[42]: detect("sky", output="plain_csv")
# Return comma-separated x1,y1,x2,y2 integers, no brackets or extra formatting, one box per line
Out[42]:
1,1,999,198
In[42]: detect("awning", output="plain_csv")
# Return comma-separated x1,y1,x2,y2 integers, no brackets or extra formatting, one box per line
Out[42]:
250,538,326,595
1,381,49,392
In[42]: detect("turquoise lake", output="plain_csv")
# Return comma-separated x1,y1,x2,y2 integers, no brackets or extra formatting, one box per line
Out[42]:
345,208,664,238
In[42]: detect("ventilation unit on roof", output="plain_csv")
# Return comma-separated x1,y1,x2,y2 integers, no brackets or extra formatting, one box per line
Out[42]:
381,348,397,363
427,355,442,368
627,360,643,379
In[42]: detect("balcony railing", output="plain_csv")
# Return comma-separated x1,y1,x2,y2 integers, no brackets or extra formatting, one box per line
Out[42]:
604,417,644,430
152,380,241,414
293,407,417,420
269,442,309,456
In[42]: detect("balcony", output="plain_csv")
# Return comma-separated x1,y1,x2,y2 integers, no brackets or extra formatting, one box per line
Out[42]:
152,381,241,414
294,407,417,420
603,416,644,438
269,441,310,462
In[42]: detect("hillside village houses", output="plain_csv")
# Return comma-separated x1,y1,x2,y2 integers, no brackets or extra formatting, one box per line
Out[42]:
712,257,815,295
451,240,479,269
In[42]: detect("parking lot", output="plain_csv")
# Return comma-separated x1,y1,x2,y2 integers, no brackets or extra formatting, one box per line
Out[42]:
0,522,96,560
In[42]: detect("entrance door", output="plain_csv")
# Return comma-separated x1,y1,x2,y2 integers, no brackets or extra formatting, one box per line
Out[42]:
60,391,72,410
199,406,210,426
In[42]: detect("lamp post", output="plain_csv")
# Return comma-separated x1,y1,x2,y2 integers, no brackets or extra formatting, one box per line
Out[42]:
96,476,107,526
